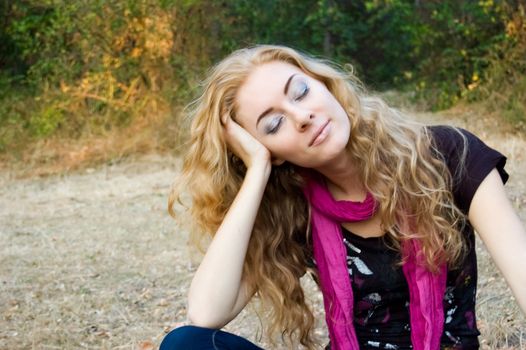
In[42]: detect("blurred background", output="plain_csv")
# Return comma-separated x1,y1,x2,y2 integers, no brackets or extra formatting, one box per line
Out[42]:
0,0,525,173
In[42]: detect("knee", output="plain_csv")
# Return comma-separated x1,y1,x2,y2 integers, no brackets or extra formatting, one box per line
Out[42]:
159,325,215,350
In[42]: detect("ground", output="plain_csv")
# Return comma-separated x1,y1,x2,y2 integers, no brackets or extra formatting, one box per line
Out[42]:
1,109,525,349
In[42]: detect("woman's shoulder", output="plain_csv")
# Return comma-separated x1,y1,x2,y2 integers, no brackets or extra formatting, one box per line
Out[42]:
425,124,509,213
426,124,469,148
425,124,498,165
425,124,506,166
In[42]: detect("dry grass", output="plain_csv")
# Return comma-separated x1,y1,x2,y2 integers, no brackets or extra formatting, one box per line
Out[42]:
0,107,525,349
0,155,186,349
0,106,183,179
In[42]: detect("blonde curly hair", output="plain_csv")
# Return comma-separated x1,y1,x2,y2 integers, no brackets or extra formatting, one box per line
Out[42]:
169,45,466,349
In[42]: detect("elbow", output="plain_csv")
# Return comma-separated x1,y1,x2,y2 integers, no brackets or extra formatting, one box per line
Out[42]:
186,303,227,330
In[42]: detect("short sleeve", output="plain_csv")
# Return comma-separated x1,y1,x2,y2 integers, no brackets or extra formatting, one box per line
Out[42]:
428,125,509,214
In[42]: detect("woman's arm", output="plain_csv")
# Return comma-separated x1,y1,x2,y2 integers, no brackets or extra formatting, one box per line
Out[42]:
469,168,526,315
186,117,272,328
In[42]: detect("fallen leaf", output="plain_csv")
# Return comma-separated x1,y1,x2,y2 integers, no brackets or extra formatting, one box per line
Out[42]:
138,340,154,350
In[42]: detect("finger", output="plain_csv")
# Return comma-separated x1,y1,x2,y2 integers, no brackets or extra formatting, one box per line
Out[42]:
220,112,231,126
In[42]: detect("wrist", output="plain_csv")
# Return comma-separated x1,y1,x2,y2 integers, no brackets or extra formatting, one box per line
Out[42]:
246,159,272,179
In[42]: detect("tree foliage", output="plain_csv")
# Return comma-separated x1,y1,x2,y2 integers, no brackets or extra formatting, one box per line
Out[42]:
0,0,524,154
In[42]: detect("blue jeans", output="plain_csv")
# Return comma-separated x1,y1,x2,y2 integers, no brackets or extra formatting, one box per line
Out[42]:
160,325,264,350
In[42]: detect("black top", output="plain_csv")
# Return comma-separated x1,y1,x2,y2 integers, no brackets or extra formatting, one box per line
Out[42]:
321,126,508,350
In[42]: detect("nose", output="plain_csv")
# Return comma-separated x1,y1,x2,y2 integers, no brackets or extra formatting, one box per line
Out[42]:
289,107,314,131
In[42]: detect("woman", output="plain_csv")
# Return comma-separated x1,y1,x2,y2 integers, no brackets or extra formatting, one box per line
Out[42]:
161,45,526,349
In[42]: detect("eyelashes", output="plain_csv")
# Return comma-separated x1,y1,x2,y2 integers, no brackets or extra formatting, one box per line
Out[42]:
295,81,309,101
266,115,284,134
264,79,309,135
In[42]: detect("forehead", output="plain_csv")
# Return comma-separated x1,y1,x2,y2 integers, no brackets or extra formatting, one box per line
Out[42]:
235,61,303,125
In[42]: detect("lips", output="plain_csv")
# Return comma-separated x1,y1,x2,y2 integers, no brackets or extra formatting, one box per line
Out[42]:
309,120,331,146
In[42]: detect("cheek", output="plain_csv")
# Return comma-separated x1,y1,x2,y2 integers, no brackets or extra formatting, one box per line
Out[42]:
267,138,300,159
330,96,346,116
331,100,351,132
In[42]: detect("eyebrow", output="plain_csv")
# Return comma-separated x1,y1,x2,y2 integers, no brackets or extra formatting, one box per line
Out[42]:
284,73,296,95
256,74,296,127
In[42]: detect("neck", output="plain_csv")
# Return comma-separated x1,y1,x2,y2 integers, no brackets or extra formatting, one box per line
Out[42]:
314,151,366,202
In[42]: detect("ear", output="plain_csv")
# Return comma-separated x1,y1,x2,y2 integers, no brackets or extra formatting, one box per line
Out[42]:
271,157,285,166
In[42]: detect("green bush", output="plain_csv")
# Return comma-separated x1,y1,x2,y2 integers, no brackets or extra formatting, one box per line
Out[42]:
29,104,64,137
0,0,524,158
465,3,526,128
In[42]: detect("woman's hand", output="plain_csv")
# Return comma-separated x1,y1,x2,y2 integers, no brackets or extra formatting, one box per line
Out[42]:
223,114,271,170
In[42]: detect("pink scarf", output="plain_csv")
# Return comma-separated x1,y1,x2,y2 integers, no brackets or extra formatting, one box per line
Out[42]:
302,172,447,350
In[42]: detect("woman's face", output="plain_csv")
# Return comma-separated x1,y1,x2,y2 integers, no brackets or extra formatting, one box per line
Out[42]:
235,61,351,169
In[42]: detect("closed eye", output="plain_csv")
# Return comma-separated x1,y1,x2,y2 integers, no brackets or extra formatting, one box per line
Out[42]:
265,115,284,134
294,81,309,101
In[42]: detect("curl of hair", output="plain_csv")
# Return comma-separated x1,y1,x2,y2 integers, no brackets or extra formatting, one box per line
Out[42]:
168,45,467,349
